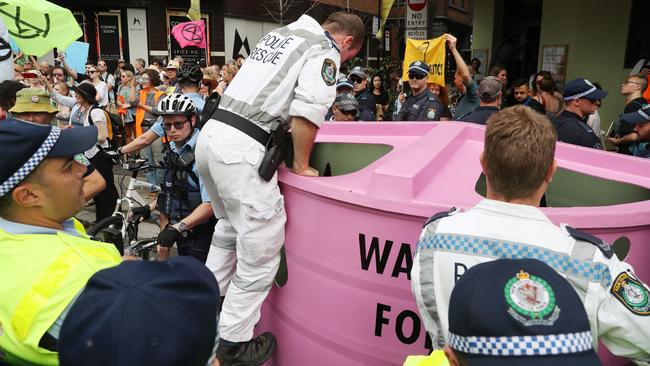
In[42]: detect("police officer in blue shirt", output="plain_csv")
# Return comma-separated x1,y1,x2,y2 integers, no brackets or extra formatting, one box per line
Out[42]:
395,61,444,121
552,78,607,149
130,94,215,263
349,66,376,120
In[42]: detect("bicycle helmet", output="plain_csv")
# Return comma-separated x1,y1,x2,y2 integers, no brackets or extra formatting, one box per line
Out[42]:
155,93,196,116
177,63,203,84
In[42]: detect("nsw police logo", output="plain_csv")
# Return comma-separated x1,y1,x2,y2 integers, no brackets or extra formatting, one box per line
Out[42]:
427,108,437,120
321,59,337,86
611,272,650,315
505,270,560,326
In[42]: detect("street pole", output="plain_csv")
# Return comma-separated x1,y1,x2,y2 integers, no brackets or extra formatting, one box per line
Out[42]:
378,0,382,63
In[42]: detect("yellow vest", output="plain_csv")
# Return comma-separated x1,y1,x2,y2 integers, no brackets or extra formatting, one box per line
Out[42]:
0,223,121,365
403,350,450,366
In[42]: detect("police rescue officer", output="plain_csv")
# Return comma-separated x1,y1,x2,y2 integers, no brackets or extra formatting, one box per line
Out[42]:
0,120,121,365
396,61,444,121
411,106,650,363
195,12,365,365
552,78,607,149
130,94,215,263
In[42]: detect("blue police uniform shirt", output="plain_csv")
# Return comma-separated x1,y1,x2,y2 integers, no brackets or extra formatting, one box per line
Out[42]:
0,217,81,236
396,89,444,121
356,90,376,121
168,129,210,203
552,110,602,149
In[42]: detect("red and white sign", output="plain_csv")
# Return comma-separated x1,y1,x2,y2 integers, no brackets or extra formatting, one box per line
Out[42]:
408,0,426,12
406,0,427,40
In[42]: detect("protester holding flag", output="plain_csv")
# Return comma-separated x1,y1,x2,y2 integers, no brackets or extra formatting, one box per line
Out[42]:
447,33,479,120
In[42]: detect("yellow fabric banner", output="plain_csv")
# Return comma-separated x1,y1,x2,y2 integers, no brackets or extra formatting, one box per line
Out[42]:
375,0,395,40
187,0,201,21
402,36,446,86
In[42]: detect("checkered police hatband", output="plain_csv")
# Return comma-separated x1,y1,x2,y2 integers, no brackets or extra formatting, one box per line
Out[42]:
0,127,61,197
563,86,597,101
409,66,429,75
448,331,593,357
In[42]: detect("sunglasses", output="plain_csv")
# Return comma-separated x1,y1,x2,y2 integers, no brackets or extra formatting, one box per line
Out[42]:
408,73,426,80
340,109,358,116
89,70,98,74
350,76,364,84
53,73,64,77
162,119,190,130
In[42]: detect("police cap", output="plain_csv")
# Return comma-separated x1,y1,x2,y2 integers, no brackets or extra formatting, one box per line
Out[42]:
563,78,608,101
408,61,429,78
448,258,601,365
0,119,98,198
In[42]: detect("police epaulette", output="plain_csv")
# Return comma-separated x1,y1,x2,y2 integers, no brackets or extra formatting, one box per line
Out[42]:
565,226,613,259
423,207,456,228
578,121,595,133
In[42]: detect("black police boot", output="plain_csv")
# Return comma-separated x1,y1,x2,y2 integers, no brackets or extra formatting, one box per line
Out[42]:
216,332,276,366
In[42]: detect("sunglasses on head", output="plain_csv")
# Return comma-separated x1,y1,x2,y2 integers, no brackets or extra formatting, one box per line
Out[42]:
162,119,190,130
408,73,426,80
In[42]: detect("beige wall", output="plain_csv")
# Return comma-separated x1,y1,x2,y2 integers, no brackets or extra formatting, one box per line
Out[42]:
473,0,634,129
539,0,633,129
471,0,495,63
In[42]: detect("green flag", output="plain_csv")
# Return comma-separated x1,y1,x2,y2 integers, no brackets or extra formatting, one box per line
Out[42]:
0,0,82,57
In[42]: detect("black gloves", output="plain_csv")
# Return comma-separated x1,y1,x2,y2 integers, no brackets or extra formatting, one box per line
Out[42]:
157,225,181,247
131,206,151,221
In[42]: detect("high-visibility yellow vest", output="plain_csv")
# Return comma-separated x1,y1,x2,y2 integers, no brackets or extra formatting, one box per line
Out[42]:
0,224,121,365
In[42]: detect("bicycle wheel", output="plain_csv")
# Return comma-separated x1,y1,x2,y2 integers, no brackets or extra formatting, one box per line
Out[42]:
87,215,125,255
87,215,123,236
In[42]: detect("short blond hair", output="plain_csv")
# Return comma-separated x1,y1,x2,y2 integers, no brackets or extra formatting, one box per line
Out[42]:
484,105,557,200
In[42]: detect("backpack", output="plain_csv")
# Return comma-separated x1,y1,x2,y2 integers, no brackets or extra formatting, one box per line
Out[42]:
198,91,221,129
87,105,124,148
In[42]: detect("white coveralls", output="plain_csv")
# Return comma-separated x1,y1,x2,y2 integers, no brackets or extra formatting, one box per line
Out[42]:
195,15,339,342
411,199,650,365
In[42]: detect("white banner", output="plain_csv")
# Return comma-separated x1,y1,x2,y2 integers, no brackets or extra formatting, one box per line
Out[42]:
127,8,149,64
224,17,280,61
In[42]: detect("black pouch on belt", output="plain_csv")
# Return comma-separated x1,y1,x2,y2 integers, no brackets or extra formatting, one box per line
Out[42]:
258,120,292,182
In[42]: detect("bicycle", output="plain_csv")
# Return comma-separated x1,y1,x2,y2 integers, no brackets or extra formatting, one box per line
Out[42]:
87,150,163,260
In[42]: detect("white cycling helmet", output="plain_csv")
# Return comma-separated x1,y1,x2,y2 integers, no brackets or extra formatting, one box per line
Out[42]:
155,93,196,116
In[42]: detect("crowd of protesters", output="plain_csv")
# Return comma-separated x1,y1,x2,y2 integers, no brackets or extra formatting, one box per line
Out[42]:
2,21,650,366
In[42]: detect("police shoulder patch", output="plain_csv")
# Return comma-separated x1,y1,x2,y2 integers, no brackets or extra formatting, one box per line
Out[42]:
426,108,437,120
423,207,456,228
321,59,337,86
565,225,613,258
610,272,650,316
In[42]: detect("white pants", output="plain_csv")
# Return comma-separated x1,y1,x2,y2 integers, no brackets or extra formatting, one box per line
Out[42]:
195,120,286,342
